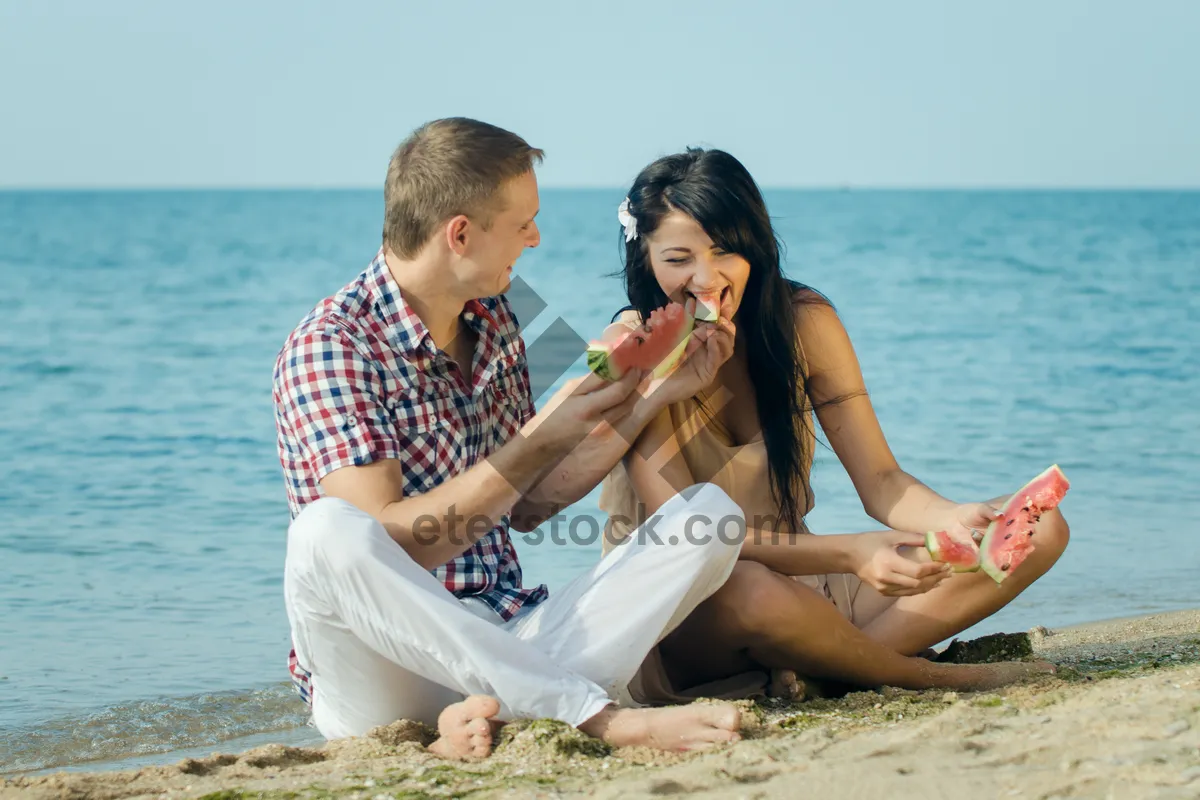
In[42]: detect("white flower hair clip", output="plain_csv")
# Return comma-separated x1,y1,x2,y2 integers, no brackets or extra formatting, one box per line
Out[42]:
617,197,638,242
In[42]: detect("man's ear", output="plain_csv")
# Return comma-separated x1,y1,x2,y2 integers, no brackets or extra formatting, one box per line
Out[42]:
445,215,470,256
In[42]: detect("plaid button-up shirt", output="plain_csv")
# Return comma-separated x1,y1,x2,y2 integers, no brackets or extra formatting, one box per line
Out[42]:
272,250,548,703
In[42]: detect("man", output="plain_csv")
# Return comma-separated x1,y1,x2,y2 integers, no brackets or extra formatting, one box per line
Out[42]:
272,117,745,759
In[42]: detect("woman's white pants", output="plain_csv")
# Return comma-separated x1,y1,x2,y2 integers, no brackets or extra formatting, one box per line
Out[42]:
283,483,745,740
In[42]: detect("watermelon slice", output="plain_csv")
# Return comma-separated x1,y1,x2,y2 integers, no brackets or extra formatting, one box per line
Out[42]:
586,302,695,381
979,464,1070,584
925,529,980,572
691,290,722,323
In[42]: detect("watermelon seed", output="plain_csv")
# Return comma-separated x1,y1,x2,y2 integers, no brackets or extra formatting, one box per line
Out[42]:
1006,519,1014,526
1001,564,1010,571
1004,533,1012,540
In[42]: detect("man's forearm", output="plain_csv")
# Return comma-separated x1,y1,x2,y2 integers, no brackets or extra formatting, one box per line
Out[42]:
520,395,665,511
375,425,573,569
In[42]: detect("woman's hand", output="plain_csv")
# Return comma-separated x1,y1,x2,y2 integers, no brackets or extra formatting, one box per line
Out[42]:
845,531,951,597
944,502,1005,543
640,296,737,406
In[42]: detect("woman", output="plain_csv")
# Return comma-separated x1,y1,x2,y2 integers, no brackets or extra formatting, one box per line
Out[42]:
597,148,1068,702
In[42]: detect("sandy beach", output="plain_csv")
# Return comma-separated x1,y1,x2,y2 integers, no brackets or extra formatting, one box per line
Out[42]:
4,609,1199,800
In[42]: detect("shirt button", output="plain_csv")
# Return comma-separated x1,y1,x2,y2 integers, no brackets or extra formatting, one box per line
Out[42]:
343,414,358,427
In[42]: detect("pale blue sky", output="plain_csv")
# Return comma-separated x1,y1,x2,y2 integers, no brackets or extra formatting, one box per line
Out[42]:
2,0,1198,188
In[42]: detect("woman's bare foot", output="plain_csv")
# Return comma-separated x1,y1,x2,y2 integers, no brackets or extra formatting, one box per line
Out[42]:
427,695,500,760
934,659,1057,691
580,703,742,752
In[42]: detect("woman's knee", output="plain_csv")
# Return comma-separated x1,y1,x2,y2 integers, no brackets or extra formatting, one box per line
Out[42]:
1036,508,1070,560
708,562,798,634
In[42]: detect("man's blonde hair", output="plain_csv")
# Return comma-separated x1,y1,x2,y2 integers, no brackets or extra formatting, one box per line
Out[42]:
383,118,544,258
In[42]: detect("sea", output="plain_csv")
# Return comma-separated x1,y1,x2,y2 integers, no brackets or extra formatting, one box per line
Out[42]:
1,189,1198,774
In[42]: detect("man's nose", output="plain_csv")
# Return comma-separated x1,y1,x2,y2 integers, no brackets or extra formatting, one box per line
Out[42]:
527,222,541,248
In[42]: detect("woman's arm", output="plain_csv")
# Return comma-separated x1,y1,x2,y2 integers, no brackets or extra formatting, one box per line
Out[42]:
624,407,944,593
622,402,843,574
798,298,982,535
625,404,854,576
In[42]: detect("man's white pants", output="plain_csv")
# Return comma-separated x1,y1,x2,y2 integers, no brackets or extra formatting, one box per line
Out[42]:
283,483,745,740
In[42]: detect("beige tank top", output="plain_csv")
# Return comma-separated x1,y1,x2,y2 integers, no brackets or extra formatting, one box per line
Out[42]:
598,390,817,555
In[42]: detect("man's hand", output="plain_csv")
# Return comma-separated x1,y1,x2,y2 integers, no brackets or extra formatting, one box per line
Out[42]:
522,368,645,456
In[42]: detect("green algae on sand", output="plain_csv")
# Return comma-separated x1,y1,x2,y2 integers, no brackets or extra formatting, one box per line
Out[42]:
935,632,1034,664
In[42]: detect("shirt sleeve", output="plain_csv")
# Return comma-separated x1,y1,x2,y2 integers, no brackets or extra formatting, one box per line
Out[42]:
273,325,403,482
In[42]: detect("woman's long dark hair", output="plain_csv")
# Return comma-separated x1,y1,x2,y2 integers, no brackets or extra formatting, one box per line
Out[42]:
617,148,826,531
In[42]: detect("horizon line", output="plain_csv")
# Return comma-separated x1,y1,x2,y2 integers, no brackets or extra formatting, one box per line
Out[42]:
2,184,1199,193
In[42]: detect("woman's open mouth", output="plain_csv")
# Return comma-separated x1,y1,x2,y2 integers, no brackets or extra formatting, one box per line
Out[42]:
683,286,731,321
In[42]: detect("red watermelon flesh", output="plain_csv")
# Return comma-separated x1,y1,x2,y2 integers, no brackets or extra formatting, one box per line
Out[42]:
925,529,980,572
691,290,722,322
979,464,1070,584
586,302,695,381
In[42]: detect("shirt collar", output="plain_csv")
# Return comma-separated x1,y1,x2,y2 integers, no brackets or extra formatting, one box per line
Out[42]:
366,249,503,372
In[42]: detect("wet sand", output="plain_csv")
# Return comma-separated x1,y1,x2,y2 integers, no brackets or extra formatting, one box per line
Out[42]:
5,609,1199,799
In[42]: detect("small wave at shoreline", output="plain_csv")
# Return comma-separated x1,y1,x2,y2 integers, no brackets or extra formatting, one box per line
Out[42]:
1,683,310,775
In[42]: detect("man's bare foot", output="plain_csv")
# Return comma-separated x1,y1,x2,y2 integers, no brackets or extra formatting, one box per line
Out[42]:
580,703,742,752
427,695,500,760
768,668,804,700
934,659,1057,691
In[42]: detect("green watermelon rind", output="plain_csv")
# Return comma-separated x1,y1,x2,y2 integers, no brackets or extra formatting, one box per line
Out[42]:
979,545,1010,584
586,343,623,381
978,464,1070,585
649,316,695,379
585,310,695,382
924,530,981,573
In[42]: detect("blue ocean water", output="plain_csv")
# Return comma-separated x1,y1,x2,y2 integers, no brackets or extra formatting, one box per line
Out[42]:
1,189,1198,773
